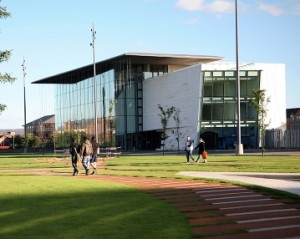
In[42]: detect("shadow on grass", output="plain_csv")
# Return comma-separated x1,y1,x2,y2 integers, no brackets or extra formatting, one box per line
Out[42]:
0,175,192,239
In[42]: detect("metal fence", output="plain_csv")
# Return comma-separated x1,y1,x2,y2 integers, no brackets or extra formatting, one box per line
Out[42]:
265,129,300,149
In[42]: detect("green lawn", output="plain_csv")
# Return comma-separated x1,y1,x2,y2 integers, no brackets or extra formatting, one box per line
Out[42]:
0,153,300,239
0,174,191,239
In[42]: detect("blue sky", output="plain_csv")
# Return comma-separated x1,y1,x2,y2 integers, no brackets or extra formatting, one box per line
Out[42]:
0,0,299,129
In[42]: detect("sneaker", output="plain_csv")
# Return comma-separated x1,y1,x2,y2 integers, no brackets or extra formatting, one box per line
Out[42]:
186,162,190,164
204,159,207,163
91,171,95,175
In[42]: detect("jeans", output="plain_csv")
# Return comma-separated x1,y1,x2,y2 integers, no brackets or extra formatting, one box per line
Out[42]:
82,156,91,171
90,154,97,170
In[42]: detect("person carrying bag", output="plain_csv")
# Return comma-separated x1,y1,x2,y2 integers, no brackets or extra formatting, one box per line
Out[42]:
194,138,208,163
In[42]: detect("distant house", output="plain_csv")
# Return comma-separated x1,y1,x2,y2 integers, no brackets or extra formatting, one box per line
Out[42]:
26,114,55,139
287,108,300,130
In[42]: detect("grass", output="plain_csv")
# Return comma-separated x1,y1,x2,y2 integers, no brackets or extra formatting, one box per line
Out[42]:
0,152,300,238
0,174,192,239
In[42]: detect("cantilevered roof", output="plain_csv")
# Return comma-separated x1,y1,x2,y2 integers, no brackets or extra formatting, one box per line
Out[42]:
32,52,223,84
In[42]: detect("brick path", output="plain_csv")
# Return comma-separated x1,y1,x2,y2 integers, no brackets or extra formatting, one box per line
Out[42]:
83,175,300,239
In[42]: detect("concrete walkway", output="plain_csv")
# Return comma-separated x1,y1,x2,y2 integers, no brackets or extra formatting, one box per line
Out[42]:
177,172,300,196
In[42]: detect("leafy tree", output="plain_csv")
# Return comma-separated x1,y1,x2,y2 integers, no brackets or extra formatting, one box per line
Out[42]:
108,99,117,146
157,104,175,155
249,89,271,157
0,3,16,114
26,133,42,148
13,134,23,148
173,107,182,153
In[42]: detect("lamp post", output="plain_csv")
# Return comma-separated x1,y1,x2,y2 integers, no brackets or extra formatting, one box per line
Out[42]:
235,0,243,155
90,23,98,143
22,57,28,153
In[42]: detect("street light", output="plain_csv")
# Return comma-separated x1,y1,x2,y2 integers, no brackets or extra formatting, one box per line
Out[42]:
22,57,28,153
90,23,98,143
235,0,243,155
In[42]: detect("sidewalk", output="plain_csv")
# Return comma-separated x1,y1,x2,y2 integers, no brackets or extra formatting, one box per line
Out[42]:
177,171,300,196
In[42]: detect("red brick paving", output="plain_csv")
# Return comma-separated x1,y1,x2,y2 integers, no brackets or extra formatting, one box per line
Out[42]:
91,175,300,239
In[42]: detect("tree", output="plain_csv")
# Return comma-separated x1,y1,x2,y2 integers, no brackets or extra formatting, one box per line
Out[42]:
108,99,117,146
0,3,16,114
249,89,271,157
173,107,182,153
26,133,42,148
157,104,176,155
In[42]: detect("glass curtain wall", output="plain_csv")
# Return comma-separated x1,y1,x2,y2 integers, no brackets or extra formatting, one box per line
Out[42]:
55,57,168,149
114,60,167,150
55,74,111,147
201,70,260,149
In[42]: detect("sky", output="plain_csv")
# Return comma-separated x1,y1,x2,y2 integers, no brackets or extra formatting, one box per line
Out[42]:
0,0,299,129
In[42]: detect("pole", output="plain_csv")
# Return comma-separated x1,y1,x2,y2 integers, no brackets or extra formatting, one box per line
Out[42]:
91,23,98,143
22,57,28,153
235,0,243,155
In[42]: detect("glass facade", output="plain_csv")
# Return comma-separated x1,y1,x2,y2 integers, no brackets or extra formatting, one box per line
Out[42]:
200,70,260,149
55,57,168,149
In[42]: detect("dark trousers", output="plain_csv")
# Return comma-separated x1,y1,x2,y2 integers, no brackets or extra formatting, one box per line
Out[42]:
71,154,79,174
185,150,195,162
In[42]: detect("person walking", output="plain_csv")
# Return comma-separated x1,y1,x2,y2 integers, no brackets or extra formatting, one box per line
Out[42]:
80,136,93,175
195,138,207,163
90,136,98,175
185,136,195,164
69,138,80,176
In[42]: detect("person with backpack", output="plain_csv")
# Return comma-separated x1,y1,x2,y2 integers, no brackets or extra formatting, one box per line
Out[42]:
69,138,80,176
80,136,93,175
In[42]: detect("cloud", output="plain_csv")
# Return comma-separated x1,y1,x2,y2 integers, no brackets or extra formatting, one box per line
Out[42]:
258,3,285,16
207,0,234,13
175,0,205,11
175,0,234,14
175,1,300,16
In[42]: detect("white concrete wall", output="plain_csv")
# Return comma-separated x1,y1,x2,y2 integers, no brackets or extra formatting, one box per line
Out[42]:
256,63,286,129
143,64,201,150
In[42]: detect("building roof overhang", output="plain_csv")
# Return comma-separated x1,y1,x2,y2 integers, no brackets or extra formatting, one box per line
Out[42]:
32,52,223,84
25,114,55,127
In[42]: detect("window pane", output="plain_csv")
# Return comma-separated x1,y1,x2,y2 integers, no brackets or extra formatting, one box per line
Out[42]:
223,102,235,120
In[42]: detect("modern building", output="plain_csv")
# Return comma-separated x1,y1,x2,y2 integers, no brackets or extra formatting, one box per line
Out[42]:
33,53,286,151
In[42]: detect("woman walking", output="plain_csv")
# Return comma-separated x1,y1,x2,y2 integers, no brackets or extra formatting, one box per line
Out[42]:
194,138,207,163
